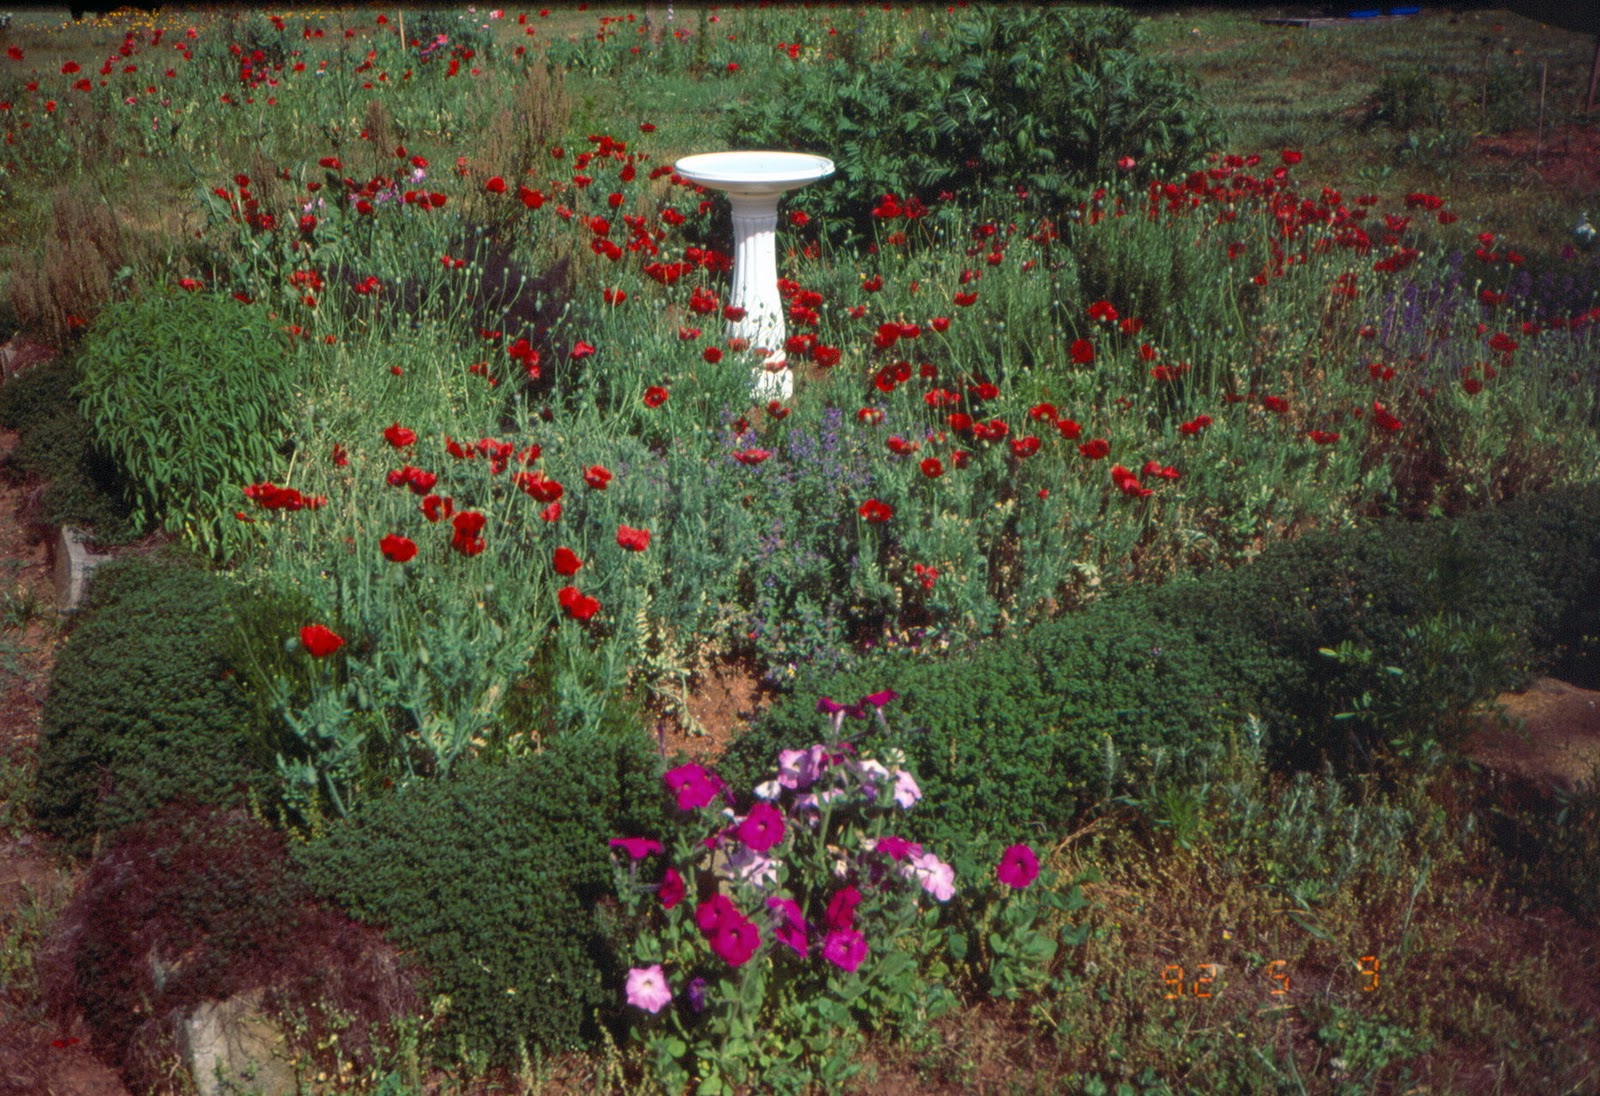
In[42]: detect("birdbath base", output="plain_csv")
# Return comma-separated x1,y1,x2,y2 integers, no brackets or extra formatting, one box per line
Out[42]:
674,151,835,402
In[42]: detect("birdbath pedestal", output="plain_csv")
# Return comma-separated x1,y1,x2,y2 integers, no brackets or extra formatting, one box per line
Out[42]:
673,151,835,401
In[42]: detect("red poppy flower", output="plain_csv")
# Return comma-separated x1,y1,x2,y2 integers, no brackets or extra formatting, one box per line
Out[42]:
384,422,417,449
920,457,944,478
1307,430,1340,445
513,471,564,503
485,176,506,194
644,385,669,407
1011,435,1041,458
571,340,596,359
856,408,884,425
61,61,81,75
1056,418,1083,440
703,346,723,364
1070,339,1095,365
953,291,978,307
1110,464,1152,498
1178,415,1212,436
1029,403,1058,423
734,448,771,465
420,494,454,522
858,499,893,524
1371,402,1403,432
300,624,344,657
450,511,487,556
1079,438,1110,460
380,534,417,563
617,524,651,551
545,547,581,577
584,465,612,490
558,585,601,621
1087,300,1118,322
1262,395,1289,414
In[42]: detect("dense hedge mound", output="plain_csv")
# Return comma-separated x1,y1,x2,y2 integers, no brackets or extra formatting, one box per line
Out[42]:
294,730,667,1064
725,484,1600,847
0,355,135,539
30,554,272,850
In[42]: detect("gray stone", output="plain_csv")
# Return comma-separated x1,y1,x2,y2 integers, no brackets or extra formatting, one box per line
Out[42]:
54,525,113,613
176,989,298,1096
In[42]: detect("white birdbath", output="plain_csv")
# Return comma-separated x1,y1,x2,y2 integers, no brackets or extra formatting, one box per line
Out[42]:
674,151,835,402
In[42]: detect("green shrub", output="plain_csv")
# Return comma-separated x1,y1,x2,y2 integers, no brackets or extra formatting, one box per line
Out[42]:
31,554,273,850
72,291,301,559
1366,67,1445,131
734,7,1216,246
728,485,1600,843
294,730,667,1064
0,356,136,541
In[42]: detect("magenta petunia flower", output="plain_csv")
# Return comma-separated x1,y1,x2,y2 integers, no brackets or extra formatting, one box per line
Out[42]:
766,896,809,958
738,802,786,854
822,929,868,972
625,965,672,1013
664,763,722,811
659,866,685,910
824,885,861,931
609,836,664,861
872,835,922,862
708,918,761,967
996,843,1040,890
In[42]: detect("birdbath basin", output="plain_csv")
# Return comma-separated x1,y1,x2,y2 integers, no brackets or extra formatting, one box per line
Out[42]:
674,151,835,401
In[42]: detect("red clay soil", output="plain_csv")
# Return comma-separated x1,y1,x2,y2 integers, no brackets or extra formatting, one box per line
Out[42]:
0,421,130,1096
1469,122,1600,196
1467,675,1600,796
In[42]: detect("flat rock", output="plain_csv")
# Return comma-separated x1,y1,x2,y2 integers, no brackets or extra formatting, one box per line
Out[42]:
1467,677,1600,796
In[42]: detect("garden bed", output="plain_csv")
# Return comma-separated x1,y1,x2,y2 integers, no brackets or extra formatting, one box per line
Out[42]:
0,4,1598,1093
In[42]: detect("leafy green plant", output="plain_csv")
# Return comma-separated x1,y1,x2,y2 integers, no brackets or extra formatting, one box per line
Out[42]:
1366,67,1446,132
72,290,302,559
734,7,1216,246
294,730,667,1065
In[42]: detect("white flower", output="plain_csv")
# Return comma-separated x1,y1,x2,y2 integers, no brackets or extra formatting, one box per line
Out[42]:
753,779,782,801
892,769,921,810
724,844,780,889
908,851,956,902
625,965,671,1013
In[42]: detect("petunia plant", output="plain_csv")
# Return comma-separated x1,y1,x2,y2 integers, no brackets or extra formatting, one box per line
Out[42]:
605,693,1084,1095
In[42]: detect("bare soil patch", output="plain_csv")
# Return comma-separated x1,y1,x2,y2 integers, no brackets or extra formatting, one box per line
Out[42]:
1467,676,1600,796
1468,122,1600,198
